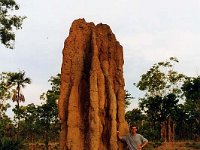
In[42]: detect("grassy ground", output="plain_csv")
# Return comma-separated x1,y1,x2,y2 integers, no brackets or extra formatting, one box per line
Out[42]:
25,143,59,150
151,142,200,150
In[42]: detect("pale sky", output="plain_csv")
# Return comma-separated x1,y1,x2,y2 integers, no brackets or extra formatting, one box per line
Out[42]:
1,0,200,116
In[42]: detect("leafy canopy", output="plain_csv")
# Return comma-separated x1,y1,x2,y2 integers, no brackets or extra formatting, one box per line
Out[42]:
0,0,26,49
135,57,186,127
136,57,186,97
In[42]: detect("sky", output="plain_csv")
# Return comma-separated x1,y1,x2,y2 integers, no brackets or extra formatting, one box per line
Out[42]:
1,0,200,117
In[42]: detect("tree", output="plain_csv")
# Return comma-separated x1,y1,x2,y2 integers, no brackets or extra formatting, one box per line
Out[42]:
12,103,39,143
182,76,200,107
136,57,185,97
125,108,145,127
0,72,11,99
10,74,60,149
125,90,134,109
37,100,59,150
136,57,186,141
181,76,200,140
0,72,11,118
39,74,60,150
6,71,31,138
0,0,26,49
6,71,31,109
174,104,190,140
0,112,13,138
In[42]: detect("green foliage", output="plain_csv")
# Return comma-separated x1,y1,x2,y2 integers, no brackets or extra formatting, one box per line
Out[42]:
139,94,179,125
0,72,11,99
181,76,200,140
5,71,31,139
125,108,145,126
125,90,134,109
0,72,12,117
182,76,200,103
15,104,40,141
133,57,200,141
37,74,60,148
6,71,31,89
185,142,200,149
6,70,31,105
0,0,26,49
40,73,60,102
141,121,162,141
136,57,186,115
5,73,61,146
136,57,186,97
48,73,60,94
0,115,13,138
0,137,24,150
135,57,187,141
12,96,60,145
139,96,162,122
6,71,31,114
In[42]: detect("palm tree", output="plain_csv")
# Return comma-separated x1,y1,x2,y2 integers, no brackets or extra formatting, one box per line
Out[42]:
6,71,31,138
7,71,31,109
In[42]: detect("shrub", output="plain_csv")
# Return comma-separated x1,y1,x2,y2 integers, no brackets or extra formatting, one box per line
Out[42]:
0,137,24,150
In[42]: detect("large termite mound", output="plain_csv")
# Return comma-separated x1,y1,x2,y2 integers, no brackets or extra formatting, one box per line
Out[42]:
58,18,129,150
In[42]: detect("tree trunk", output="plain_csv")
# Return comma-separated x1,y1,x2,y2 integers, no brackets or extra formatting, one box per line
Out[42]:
161,116,175,142
45,131,49,150
17,86,20,139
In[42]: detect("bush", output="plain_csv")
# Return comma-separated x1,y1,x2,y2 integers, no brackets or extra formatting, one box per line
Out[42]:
0,137,24,150
185,142,200,149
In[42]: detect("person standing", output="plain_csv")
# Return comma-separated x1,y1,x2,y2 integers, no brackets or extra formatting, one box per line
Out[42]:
117,125,148,150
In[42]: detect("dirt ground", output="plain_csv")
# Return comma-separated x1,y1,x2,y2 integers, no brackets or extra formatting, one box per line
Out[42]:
26,142,200,150
154,142,200,150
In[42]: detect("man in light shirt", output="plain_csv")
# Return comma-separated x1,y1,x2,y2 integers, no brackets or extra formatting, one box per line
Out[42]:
117,125,148,150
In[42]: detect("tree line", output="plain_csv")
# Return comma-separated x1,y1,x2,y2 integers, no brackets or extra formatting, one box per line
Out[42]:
126,57,200,143
0,72,60,149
